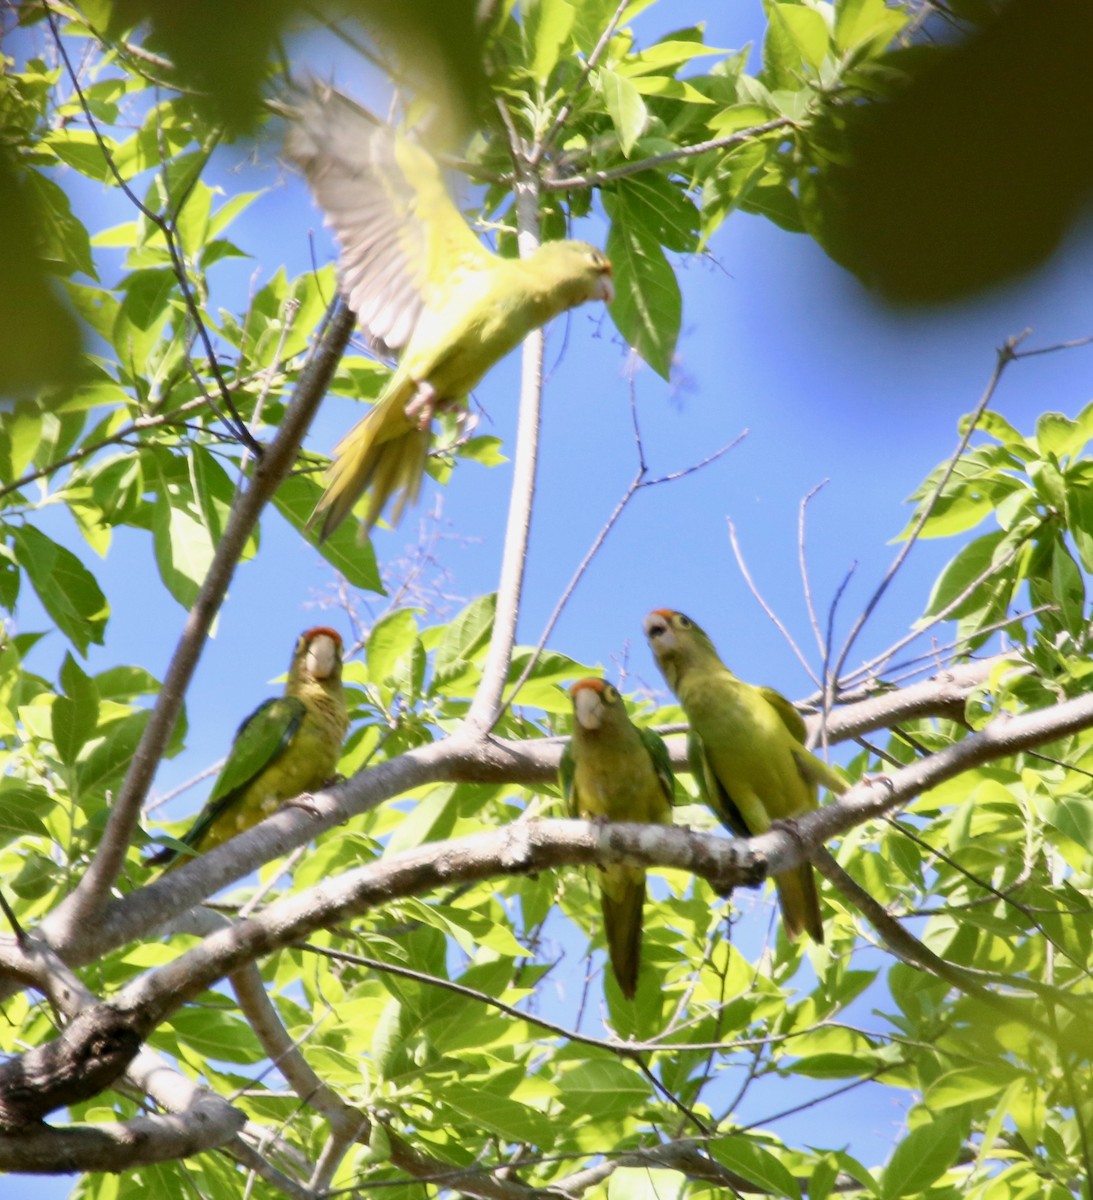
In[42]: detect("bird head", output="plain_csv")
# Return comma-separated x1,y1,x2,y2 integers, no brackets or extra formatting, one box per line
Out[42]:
297,627,344,681
569,677,623,732
536,240,614,305
643,609,712,689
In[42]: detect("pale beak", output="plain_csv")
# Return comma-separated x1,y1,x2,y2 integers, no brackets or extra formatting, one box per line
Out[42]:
306,635,338,679
573,687,605,731
642,613,673,650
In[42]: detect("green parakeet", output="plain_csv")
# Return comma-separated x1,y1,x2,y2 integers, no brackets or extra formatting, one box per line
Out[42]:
643,610,846,944
150,627,349,869
559,678,675,999
284,84,615,536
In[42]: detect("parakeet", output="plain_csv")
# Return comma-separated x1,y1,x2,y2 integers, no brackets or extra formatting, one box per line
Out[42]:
643,610,846,944
284,84,615,536
149,627,349,869
559,678,675,999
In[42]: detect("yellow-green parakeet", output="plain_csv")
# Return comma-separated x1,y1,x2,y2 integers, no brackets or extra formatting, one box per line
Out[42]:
559,678,674,999
150,627,349,869
643,610,846,943
284,84,615,536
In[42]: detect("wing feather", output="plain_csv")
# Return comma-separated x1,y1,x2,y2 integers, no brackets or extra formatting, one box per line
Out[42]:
285,84,493,359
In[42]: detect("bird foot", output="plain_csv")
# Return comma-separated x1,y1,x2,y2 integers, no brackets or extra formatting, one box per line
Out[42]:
768,816,807,850
284,792,323,819
404,382,439,431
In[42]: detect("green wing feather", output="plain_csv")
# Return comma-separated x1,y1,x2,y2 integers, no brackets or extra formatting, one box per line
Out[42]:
158,697,305,860
558,742,577,818
638,726,675,806
757,686,808,744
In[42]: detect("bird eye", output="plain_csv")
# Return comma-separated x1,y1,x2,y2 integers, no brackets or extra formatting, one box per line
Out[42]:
677,615,692,629
605,685,619,702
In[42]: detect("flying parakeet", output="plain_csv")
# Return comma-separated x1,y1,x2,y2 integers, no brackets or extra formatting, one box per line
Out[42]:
284,84,615,536
643,610,846,944
559,678,675,999
149,627,349,869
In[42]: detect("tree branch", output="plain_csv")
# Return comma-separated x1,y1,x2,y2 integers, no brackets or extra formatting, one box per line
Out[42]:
40,302,355,947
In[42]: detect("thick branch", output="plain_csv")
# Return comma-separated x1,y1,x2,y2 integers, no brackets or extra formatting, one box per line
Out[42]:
41,303,355,944
0,1092,244,1173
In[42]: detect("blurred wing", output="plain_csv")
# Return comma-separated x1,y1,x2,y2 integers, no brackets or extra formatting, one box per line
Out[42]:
285,84,493,358
757,685,808,745
638,726,675,808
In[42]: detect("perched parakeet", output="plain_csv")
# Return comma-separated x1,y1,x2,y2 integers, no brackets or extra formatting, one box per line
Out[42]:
149,627,349,869
559,678,675,999
284,84,615,536
643,610,846,944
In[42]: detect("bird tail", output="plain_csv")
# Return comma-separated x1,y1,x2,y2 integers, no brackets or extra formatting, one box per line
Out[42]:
313,383,428,538
774,863,824,943
600,867,646,1000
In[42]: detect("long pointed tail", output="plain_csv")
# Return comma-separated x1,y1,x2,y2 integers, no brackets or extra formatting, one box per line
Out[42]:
601,867,647,1000
314,384,428,538
774,863,824,943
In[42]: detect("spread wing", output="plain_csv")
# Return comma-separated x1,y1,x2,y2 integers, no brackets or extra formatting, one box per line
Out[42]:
284,83,494,359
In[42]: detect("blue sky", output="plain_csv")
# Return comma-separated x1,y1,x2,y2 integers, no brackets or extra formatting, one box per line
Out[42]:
12,1,1093,1193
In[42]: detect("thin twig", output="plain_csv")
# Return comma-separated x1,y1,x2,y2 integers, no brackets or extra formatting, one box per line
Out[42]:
727,516,819,686
830,332,1028,687
531,0,630,167
542,117,798,191
798,480,829,658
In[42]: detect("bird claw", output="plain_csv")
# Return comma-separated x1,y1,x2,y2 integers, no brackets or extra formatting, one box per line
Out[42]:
769,816,806,850
404,383,439,431
285,792,323,819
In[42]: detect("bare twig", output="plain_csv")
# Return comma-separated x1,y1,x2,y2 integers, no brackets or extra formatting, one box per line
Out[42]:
829,333,1027,687
727,516,819,685
542,117,798,191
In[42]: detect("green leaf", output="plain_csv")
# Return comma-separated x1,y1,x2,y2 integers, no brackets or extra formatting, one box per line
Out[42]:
1065,480,1093,571
11,526,109,655
710,1137,802,1200
1046,796,1093,852
167,1007,266,1064
368,609,419,686
0,783,53,847
152,490,215,610
764,3,830,85
920,530,1005,621
1037,410,1089,459
607,1167,686,1200
926,1064,1018,1109
606,190,681,379
1050,542,1085,633
600,69,648,157
880,1110,969,1199
271,475,383,594
834,0,907,52
441,1081,553,1145
525,0,575,84
614,174,699,254
434,593,496,679
52,652,100,767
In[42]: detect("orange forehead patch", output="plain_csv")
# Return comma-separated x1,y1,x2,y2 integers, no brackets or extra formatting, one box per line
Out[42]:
302,626,342,647
569,677,606,697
